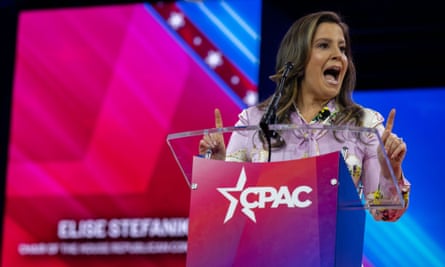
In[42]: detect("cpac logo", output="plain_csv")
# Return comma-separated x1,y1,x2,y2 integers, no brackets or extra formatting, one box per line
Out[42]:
217,167,312,223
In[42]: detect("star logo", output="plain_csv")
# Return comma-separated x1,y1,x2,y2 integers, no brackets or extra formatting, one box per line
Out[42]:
217,167,257,223
217,167,246,223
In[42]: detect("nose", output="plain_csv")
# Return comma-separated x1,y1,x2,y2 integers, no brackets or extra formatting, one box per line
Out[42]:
331,47,342,60
330,46,346,62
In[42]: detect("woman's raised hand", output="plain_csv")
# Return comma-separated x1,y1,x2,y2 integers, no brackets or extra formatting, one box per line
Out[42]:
379,108,407,180
198,108,227,160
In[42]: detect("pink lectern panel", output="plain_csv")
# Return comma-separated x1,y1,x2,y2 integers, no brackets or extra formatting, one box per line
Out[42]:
187,152,342,267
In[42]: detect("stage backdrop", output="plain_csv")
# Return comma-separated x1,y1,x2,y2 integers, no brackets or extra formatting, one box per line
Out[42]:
1,1,260,266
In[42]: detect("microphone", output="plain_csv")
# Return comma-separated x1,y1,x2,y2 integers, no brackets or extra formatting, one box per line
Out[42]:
259,62,294,140
259,62,294,161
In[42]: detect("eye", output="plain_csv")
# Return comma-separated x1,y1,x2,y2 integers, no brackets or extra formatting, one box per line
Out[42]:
317,42,329,49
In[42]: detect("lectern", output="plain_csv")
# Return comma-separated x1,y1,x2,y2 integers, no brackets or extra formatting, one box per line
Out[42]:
167,124,405,267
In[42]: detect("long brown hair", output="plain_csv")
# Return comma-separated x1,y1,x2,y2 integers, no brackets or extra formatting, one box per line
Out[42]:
259,11,363,126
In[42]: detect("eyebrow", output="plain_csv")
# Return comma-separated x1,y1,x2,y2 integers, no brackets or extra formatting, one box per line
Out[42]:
314,37,345,43
313,38,346,48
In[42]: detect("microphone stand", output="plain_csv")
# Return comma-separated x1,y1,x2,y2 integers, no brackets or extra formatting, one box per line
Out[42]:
259,62,294,162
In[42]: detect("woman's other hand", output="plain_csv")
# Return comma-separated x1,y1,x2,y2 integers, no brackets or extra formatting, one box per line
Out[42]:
379,108,407,180
198,108,226,160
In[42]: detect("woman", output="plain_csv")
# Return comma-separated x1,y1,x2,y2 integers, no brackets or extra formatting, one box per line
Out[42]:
199,11,410,221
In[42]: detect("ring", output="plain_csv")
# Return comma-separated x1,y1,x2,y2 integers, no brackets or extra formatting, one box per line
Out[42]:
205,148,212,159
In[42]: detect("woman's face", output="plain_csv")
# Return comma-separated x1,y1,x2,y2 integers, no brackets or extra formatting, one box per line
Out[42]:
300,22,348,103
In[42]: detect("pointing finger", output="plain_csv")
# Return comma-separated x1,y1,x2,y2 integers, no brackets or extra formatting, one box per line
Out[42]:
385,108,396,133
215,108,223,128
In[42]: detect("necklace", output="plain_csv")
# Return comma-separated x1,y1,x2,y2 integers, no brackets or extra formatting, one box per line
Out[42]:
293,102,332,123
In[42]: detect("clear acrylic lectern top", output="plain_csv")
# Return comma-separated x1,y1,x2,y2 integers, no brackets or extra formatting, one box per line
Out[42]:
166,124,406,209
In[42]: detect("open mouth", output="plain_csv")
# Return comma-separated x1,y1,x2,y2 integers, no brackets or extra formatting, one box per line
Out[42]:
323,66,341,83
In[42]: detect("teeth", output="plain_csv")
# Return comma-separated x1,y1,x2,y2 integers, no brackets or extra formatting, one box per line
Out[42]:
327,66,340,72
